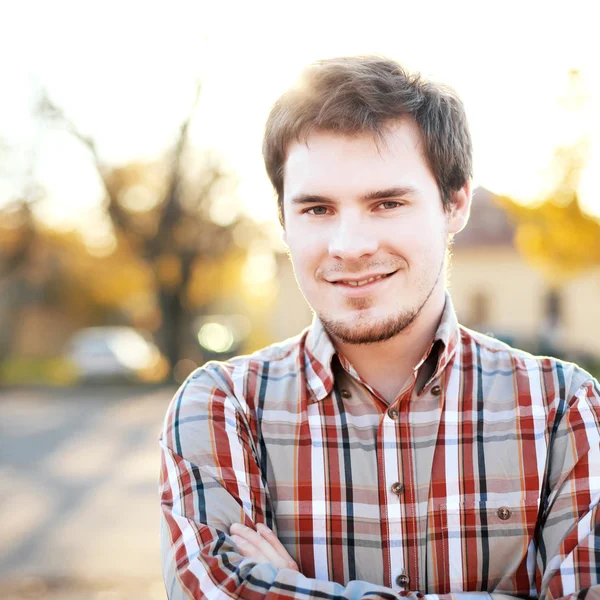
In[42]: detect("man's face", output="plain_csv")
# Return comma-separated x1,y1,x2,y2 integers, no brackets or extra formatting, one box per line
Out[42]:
282,119,469,345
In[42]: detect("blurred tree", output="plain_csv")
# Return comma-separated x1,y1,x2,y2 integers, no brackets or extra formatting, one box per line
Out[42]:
0,200,36,362
0,123,49,362
497,71,600,284
38,83,254,375
498,141,600,284
0,200,36,277
0,201,103,365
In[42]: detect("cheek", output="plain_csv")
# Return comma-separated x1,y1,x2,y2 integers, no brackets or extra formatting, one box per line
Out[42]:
388,223,446,270
400,213,446,245
286,226,326,261
387,225,430,256
286,237,321,282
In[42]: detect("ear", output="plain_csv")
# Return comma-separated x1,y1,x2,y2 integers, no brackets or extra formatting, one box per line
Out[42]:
446,181,472,235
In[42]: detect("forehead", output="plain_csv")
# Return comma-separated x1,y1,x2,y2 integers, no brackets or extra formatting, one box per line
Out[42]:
283,120,433,201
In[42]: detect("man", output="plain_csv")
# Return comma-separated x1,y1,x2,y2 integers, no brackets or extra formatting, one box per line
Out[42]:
159,56,600,599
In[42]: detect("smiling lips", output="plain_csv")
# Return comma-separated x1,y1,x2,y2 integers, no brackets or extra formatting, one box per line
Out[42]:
330,272,396,287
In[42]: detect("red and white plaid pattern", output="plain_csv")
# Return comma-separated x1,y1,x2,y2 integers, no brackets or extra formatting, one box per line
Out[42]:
159,296,600,599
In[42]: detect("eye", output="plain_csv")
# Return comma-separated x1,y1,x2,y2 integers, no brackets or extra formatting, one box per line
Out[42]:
306,206,329,215
379,201,402,210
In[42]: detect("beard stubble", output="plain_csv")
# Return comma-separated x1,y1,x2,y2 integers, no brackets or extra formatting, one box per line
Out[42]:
318,258,444,345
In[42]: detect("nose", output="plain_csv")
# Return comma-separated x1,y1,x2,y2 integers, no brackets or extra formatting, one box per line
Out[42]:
328,215,378,260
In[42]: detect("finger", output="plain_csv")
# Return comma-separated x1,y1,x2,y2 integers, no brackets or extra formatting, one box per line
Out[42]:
230,524,289,568
230,523,273,553
231,524,278,557
230,534,270,563
256,523,299,571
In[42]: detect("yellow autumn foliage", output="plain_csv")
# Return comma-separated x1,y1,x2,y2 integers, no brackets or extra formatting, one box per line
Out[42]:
498,192,600,284
186,250,246,308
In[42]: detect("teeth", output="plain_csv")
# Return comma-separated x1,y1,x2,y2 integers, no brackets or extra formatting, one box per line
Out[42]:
343,274,386,287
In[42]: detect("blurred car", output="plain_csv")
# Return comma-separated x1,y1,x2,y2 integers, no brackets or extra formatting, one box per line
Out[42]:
64,327,169,383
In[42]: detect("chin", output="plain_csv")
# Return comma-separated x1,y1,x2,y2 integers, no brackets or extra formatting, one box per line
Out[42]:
319,308,420,346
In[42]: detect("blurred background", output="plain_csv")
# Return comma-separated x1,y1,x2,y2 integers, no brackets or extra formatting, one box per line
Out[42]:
1,0,599,598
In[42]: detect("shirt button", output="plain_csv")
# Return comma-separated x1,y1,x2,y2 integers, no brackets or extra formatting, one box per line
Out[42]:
340,389,351,398
396,573,410,588
497,506,512,520
431,385,442,396
391,481,404,495
387,408,399,420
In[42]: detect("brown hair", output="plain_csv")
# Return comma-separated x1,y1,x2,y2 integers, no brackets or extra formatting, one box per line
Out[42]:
262,55,472,224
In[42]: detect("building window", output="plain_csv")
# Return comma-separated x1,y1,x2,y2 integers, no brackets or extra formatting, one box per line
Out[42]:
545,288,562,329
470,290,490,329
540,288,563,355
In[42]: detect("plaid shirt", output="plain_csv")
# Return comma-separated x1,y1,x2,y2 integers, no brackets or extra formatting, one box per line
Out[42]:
159,296,600,599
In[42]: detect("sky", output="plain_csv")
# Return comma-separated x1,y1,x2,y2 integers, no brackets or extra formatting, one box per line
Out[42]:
1,0,599,236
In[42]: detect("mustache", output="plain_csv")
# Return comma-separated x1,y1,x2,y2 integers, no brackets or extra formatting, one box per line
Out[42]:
317,259,405,278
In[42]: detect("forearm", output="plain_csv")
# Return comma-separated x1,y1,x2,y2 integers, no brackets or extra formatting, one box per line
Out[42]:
161,524,407,600
424,594,527,600
161,442,406,599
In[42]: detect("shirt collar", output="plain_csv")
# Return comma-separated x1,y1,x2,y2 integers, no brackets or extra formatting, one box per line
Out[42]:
304,316,338,402
421,292,460,383
303,292,460,402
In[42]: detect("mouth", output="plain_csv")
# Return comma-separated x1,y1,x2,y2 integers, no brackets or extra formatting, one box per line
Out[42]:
329,271,397,291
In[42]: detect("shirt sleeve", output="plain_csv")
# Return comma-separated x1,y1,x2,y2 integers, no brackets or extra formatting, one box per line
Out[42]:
159,368,406,600
533,377,600,599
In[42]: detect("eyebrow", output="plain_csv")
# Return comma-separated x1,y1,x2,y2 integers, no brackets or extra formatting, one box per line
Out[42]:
289,186,418,205
363,186,418,201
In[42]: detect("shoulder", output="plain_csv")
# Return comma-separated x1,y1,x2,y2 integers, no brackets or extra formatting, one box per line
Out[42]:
190,328,308,394
458,325,599,405
161,329,309,446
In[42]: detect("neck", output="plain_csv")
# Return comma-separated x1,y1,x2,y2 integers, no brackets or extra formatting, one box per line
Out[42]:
334,289,447,403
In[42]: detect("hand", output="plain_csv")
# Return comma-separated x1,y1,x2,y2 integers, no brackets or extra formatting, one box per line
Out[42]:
229,522,299,572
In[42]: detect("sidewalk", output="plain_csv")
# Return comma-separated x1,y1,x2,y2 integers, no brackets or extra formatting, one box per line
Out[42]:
0,385,176,599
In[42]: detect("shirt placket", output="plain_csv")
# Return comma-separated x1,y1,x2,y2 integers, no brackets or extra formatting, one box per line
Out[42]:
378,382,419,592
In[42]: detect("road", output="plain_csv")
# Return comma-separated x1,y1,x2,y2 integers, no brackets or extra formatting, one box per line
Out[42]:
0,385,177,599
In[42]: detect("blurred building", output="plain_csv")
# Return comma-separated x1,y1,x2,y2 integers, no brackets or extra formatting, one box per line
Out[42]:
272,187,600,363
451,188,600,362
